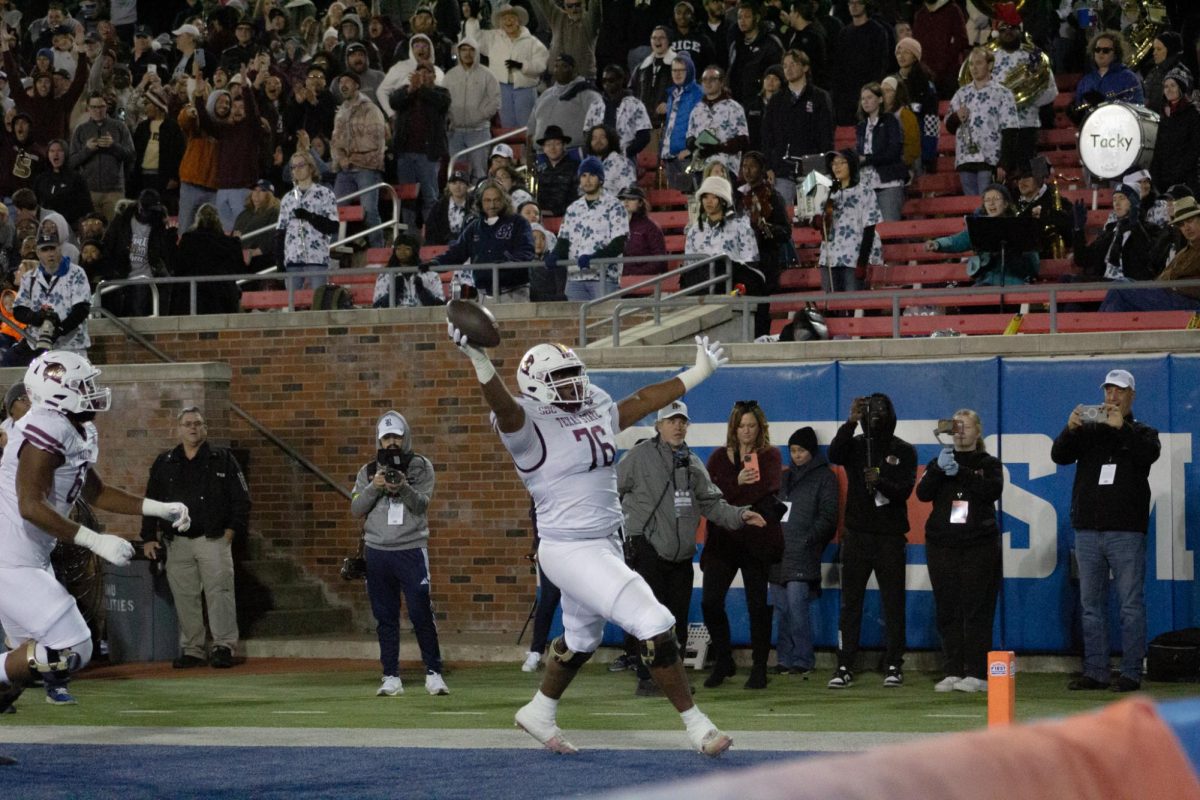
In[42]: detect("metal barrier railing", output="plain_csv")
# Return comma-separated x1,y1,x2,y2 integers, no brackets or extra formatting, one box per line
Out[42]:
446,127,528,183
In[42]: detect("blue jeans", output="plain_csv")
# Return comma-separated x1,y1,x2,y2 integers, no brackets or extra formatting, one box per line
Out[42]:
215,188,250,233
365,545,444,676
958,168,993,196
500,84,536,128
286,262,329,292
448,128,491,183
1075,529,1146,682
821,265,860,293
565,277,617,302
333,168,384,247
770,580,815,670
395,153,440,230
1100,286,1200,312
875,186,905,222
178,182,216,234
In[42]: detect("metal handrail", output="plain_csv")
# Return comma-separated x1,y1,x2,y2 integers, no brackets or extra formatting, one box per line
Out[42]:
596,277,1200,342
577,254,730,347
235,180,403,252
447,127,527,182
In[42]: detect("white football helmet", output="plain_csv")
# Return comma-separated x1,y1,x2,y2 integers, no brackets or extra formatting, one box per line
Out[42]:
517,343,590,410
24,351,111,414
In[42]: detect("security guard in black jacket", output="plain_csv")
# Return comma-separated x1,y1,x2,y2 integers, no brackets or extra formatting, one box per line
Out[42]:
141,406,251,669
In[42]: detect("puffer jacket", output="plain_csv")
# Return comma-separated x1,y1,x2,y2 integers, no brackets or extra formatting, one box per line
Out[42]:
477,26,547,89
770,452,838,584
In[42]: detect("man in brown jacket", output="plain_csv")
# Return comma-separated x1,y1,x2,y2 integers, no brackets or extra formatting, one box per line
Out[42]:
331,70,386,248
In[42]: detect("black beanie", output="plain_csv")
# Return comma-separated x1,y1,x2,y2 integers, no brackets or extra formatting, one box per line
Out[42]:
788,426,818,455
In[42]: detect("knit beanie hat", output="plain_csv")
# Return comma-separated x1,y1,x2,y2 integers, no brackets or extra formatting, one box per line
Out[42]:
788,426,819,455
895,37,922,62
576,156,605,182
1164,65,1193,97
1112,182,1140,217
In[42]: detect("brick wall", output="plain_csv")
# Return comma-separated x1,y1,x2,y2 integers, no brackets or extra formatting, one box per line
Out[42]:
82,309,581,634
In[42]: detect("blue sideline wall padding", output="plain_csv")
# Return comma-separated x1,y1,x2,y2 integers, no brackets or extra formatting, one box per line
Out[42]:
586,355,1196,655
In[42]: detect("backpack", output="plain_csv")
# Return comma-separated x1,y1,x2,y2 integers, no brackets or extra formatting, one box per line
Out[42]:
1147,628,1200,682
312,284,353,310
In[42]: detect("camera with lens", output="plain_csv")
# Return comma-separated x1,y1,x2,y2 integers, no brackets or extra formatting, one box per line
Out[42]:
376,448,415,490
1078,404,1107,423
672,446,691,469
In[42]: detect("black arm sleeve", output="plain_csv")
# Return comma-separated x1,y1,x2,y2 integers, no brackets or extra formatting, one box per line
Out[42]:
857,225,876,266
58,302,90,337
306,213,340,237
625,128,651,160
273,228,286,270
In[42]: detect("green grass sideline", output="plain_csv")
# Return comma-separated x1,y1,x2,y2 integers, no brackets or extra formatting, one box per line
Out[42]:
5,664,1197,735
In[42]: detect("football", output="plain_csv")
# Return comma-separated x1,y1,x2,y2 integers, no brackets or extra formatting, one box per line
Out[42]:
447,299,501,348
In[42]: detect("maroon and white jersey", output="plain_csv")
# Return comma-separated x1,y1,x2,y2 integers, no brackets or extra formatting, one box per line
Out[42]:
495,386,623,541
0,408,97,568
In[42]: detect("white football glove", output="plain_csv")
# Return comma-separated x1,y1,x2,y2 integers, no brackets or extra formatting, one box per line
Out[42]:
447,320,497,384
143,499,192,532
75,526,135,567
678,335,728,392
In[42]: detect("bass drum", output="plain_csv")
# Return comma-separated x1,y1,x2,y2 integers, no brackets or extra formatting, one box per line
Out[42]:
1078,102,1159,179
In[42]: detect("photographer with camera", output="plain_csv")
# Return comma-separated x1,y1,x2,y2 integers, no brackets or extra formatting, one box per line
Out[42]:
1052,370,1161,693
141,406,250,670
350,411,448,698
616,401,766,697
916,410,1004,694
826,393,916,690
7,229,90,368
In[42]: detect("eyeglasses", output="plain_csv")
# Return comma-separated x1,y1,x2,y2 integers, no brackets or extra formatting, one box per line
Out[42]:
1093,46,1114,54
701,75,721,82
180,420,206,429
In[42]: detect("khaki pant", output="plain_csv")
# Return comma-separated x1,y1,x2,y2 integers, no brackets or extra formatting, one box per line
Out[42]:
165,535,239,657
90,191,125,223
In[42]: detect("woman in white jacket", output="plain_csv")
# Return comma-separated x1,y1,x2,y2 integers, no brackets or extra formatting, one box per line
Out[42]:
478,4,548,127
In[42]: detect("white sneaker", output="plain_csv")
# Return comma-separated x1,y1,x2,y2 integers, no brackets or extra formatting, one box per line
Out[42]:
425,672,450,696
377,676,403,697
935,675,963,693
515,702,579,754
521,651,541,673
689,726,733,758
953,676,988,693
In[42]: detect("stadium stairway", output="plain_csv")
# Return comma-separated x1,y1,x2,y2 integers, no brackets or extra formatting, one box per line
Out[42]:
236,534,353,637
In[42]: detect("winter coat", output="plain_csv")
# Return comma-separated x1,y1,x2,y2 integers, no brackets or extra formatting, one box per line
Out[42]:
442,63,501,130
331,92,388,172
761,81,834,176
916,448,1004,547
477,26,547,89
389,84,451,162
622,212,667,275
702,445,784,566
856,112,909,185
133,115,186,186
197,88,262,190
771,452,838,585
351,411,436,551
168,227,243,315
177,106,220,190
828,398,916,537
1051,415,1160,534
1150,100,1200,195
617,435,746,563
33,167,94,227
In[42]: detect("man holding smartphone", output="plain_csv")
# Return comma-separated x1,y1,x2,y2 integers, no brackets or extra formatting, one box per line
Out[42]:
1051,369,1160,692
827,393,917,689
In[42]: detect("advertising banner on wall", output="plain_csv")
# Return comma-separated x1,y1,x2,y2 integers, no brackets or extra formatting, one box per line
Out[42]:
582,354,1195,655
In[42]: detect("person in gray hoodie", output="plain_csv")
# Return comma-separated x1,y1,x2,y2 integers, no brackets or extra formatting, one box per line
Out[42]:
616,400,765,696
769,427,838,676
350,410,449,699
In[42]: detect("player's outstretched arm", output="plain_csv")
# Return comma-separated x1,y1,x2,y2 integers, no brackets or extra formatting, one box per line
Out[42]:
15,448,135,566
82,470,192,532
617,336,727,430
448,321,525,433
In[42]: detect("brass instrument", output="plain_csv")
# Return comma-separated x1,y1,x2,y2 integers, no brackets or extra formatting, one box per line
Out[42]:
1124,1,1169,67
521,163,539,199
686,129,719,175
1046,177,1067,259
958,36,1053,111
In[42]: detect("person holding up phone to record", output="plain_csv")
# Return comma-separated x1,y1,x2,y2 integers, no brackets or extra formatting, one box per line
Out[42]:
700,399,785,691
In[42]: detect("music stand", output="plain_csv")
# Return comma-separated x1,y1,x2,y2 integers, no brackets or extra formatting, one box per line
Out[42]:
965,215,1040,299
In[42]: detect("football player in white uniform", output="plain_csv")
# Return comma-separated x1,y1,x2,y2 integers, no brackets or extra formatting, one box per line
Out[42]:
448,324,760,758
0,352,192,728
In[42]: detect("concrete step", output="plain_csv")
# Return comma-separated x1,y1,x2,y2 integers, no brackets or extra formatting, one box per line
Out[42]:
586,303,734,348
264,582,328,610
239,558,299,585
242,607,354,637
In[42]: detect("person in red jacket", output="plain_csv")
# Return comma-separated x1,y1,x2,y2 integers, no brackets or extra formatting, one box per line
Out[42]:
195,70,263,232
618,186,666,278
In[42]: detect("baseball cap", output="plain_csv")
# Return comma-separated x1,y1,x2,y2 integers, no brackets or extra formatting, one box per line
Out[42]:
346,41,367,54
377,412,406,440
490,143,514,160
254,179,275,192
134,24,153,38
36,229,60,249
1102,369,1135,390
656,400,689,422
172,24,202,38
447,170,470,184
36,48,53,60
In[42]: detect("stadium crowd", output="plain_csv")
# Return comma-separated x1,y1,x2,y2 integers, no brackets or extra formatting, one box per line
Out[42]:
0,0,1199,352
